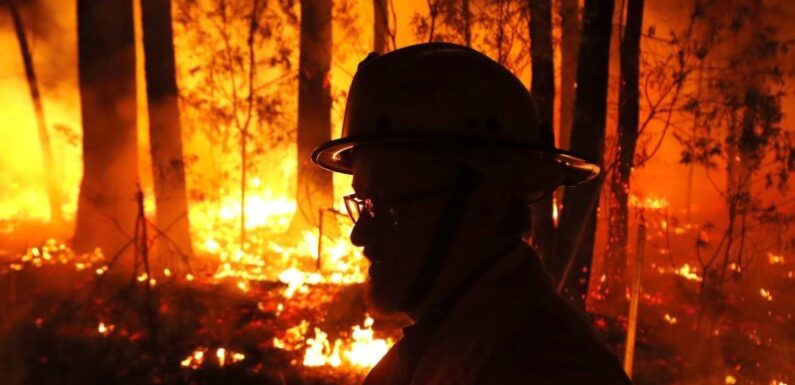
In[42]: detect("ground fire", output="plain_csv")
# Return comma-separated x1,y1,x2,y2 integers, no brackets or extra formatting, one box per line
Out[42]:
1,0,794,384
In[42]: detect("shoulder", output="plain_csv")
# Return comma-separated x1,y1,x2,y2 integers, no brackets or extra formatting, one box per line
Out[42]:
473,296,632,385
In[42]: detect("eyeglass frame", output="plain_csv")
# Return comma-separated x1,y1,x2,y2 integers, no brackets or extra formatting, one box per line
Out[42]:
342,186,456,225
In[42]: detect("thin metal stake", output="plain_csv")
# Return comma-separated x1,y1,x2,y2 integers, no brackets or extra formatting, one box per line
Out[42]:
317,208,324,270
624,211,646,378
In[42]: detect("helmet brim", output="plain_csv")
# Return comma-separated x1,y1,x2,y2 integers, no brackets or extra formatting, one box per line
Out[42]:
311,133,600,187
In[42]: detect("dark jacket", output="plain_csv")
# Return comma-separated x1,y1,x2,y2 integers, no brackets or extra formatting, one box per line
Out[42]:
363,243,632,385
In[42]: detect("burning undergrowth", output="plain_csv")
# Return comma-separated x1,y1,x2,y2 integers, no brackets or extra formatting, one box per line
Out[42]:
589,198,795,385
0,239,403,385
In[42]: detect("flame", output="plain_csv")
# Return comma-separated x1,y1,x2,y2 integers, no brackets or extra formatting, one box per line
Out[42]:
274,316,393,370
344,316,391,368
304,328,342,367
180,347,245,369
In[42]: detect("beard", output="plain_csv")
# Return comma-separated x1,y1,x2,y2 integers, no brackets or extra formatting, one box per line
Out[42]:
364,266,410,315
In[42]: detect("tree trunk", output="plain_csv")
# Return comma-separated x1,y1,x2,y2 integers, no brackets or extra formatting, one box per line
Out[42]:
462,0,471,47
529,0,555,261
5,0,63,224
74,0,139,256
373,0,389,54
603,0,644,303
141,0,194,261
549,0,615,308
559,0,580,151
293,0,333,233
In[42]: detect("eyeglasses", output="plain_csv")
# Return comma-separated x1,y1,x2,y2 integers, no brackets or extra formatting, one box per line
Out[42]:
342,187,454,224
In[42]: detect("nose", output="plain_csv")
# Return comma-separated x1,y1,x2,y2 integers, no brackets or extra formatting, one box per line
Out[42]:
350,213,375,247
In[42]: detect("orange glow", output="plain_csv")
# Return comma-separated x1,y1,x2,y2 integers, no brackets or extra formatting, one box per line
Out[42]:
629,194,669,210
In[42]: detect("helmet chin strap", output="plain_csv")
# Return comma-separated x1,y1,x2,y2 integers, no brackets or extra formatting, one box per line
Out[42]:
399,167,481,311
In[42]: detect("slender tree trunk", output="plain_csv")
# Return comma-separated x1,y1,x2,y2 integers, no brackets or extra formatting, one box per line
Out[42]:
603,0,644,302
529,0,555,261
74,0,139,256
374,0,389,54
559,0,580,150
549,0,615,308
293,0,333,232
462,0,471,47
5,0,63,224
140,0,194,261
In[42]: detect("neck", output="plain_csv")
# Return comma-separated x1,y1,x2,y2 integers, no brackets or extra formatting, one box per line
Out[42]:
404,237,520,322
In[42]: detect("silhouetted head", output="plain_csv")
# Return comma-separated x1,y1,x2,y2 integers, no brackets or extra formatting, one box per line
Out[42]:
312,43,599,316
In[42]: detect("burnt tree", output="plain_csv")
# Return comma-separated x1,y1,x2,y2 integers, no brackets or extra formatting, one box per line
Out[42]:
4,0,63,224
293,0,333,232
558,0,580,151
602,0,644,302
73,0,139,255
141,0,194,260
549,0,615,307
528,0,555,261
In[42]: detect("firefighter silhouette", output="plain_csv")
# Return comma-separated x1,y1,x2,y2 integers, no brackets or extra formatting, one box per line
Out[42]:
313,43,631,385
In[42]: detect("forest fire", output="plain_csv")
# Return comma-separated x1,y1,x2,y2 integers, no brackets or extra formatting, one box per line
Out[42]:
1,0,794,384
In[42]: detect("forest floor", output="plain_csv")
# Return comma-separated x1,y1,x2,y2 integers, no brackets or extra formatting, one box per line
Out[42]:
0,235,792,385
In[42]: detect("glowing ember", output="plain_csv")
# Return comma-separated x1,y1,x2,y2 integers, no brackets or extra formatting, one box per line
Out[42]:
179,346,245,370
767,253,785,265
236,280,250,292
674,264,703,282
216,348,226,367
726,375,737,384
760,288,773,302
180,348,206,369
97,321,114,336
663,314,678,325
552,196,560,226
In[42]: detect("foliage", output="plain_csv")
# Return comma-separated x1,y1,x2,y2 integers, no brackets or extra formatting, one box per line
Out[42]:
173,0,299,195
410,0,530,75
